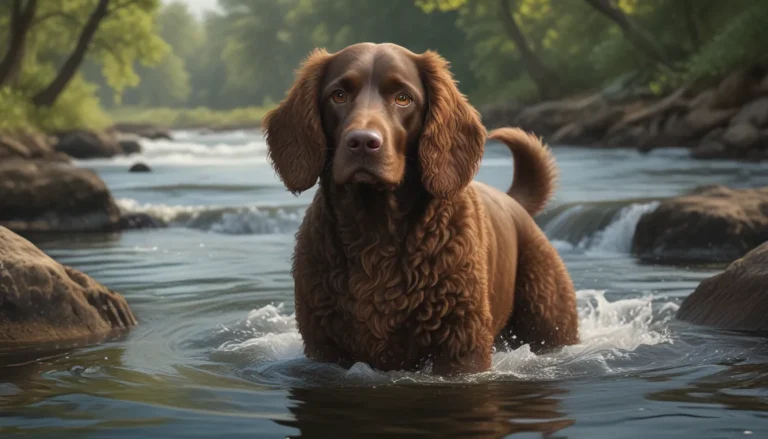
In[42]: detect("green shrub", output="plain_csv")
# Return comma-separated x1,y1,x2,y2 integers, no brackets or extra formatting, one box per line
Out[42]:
108,105,272,128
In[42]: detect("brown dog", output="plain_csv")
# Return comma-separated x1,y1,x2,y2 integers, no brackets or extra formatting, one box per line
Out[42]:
262,43,579,375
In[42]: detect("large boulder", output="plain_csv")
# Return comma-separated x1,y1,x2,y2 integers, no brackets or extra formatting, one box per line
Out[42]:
0,159,121,233
676,242,768,331
683,107,737,138
54,130,121,159
632,185,768,263
0,227,136,344
711,67,764,109
722,122,760,152
731,97,768,128
0,132,68,162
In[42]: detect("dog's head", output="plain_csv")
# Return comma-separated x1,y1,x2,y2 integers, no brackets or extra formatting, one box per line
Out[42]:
262,43,485,200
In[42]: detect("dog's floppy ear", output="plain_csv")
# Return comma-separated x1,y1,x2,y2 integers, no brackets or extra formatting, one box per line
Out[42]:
262,49,332,194
416,51,486,200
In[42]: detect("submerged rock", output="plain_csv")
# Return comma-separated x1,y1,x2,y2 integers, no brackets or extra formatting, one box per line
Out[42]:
677,242,768,331
119,213,165,230
54,130,121,159
632,185,768,263
129,162,151,173
0,159,121,233
0,226,136,344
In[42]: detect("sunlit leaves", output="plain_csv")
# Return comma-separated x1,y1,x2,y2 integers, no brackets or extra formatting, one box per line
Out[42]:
415,0,468,13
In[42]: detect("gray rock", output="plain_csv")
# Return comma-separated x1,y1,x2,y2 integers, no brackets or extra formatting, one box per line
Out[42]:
677,242,768,331
54,130,121,159
731,97,768,128
723,122,760,150
0,226,136,344
0,159,121,233
711,67,763,109
129,163,151,173
632,185,768,263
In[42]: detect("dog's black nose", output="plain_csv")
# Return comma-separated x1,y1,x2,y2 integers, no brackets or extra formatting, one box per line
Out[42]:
346,129,382,151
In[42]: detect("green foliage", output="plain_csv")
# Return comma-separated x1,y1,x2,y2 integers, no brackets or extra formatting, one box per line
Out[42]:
116,1,199,107
685,2,768,81
4,0,768,134
0,87,35,132
0,76,110,133
108,105,271,129
0,0,166,132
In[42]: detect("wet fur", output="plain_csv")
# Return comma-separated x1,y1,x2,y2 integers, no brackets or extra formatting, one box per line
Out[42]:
262,44,579,375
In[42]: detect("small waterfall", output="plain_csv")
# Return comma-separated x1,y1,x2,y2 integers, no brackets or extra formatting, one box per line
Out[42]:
537,199,660,253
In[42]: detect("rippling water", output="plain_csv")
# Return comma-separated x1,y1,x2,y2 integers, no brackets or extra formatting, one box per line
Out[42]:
2,130,768,438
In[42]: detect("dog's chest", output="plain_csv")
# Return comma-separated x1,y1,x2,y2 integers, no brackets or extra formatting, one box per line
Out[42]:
325,216,478,370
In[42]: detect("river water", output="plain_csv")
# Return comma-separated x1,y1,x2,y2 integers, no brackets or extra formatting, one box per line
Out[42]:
2,130,768,438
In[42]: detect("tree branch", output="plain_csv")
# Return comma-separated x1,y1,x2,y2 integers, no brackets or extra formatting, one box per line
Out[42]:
583,0,670,67
498,0,560,99
32,11,82,27
106,0,145,17
33,0,111,106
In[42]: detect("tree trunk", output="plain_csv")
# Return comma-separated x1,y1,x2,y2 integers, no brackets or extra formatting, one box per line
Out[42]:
498,0,560,100
32,0,110,107
0,0,38,87
681,0,700,52
583,0,669,66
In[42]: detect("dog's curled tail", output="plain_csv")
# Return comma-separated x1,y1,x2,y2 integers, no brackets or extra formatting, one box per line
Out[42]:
488,127,557,216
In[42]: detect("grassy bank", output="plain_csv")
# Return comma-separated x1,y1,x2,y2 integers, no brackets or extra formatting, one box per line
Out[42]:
108,106,273,130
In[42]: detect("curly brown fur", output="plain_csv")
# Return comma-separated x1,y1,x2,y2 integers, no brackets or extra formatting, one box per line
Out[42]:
262,43,579,376
488,128,558,216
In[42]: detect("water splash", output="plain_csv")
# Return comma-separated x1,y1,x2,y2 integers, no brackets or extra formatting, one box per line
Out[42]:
543,201,659,254
213,290,678,385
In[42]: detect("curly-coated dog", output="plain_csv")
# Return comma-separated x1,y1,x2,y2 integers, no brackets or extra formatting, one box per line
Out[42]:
262,43,579,375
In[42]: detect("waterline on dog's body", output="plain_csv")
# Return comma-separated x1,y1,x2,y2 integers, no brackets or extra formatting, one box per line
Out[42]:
213,290,678,385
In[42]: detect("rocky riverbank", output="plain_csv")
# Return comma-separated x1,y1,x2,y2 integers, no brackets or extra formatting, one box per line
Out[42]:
631,185,768,263
0,129,164,234
480,66,768,161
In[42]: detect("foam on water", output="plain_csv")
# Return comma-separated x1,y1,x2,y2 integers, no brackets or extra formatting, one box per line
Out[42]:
579,202,659,254
546,201,659,255
117,198,305,234
74,137,269,166
172,129,256,142
214,290,678,385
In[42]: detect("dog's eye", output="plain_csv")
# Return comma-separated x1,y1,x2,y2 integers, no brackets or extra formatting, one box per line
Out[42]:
331,90,347,103
394,93,412,107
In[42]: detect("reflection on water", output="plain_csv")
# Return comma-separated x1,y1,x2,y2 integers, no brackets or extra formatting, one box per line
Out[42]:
278,382,574,438
2,131,768,438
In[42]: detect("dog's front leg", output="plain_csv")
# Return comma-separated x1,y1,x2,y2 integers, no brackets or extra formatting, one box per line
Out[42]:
429,313,494,376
